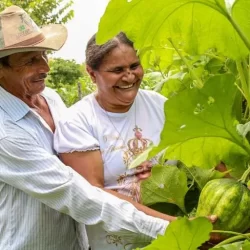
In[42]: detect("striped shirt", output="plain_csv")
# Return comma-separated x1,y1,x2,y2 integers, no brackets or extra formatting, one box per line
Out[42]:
0,86,168,250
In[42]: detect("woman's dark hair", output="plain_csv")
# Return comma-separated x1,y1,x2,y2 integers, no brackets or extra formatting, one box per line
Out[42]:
85,32,134,70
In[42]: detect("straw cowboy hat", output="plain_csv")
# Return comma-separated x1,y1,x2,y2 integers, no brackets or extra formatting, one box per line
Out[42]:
0,5,68,58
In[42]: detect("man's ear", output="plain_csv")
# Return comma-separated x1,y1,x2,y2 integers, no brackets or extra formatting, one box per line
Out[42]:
86,65,96,83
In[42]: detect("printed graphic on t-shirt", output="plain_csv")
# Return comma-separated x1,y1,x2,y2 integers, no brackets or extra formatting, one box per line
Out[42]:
117,125,153,202
105,126,154,247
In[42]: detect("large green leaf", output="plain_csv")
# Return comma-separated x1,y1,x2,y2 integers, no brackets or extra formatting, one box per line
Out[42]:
97,0,250,60
141,165,188,212
150,74,250,177
162,138,249,177
140,217,212,250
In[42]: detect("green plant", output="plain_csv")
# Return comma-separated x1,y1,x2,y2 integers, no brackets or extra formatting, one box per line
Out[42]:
46,58,96,106
96,0,250,248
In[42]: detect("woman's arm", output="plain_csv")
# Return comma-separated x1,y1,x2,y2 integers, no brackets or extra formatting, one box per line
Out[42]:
60,150,177,222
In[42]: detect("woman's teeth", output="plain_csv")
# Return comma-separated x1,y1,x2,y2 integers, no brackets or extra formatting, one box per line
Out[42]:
117,83,134,89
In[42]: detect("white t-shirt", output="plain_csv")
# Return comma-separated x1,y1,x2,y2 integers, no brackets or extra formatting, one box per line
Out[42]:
54,89,167,250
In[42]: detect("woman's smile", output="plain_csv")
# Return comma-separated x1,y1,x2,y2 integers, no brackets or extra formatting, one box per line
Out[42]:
114,82,136,89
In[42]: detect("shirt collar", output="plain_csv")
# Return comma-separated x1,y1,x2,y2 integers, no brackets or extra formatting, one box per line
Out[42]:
0,86,30,122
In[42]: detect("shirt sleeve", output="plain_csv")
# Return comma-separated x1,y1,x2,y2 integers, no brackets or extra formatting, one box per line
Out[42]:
0,134,168,242
54,109,100,153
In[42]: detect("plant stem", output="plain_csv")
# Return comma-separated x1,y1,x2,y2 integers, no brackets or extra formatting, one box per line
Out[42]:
234,80,247,102
214,0,250,52
248,55,250,94
236,60,250,110
242,59,249,84
214,233,250,247
239,164,250,184
212,230,245,236
157,64,166,79
167,38,203,89
227,16,250,52
204,53,225,62
244,106,249,121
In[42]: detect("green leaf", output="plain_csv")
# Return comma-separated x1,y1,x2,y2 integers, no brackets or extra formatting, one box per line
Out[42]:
150,74,250,178
242,240,250,249
97,0,250,60
128,146,153,169
205,58,225,74
179,163,227,190
141,165,188,213
237,121,250,138
160,72,188,98
142,217,212,250
139,47,174,71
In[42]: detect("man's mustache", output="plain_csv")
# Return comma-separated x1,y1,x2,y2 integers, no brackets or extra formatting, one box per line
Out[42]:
33,73,47,81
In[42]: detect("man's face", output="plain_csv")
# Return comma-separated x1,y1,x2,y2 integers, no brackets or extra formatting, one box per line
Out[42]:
0,51,50,97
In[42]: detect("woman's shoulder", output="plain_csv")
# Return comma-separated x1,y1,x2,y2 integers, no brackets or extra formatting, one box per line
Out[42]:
69,93,95,112
60,93,96,123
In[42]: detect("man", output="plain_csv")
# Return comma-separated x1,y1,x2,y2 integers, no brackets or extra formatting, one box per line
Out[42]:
0,5,172,250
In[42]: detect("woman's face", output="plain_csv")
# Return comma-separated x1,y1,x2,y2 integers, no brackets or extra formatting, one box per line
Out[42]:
88,44,144,112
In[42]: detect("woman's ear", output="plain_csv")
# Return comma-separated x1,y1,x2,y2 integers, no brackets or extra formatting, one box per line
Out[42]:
86,65,96,83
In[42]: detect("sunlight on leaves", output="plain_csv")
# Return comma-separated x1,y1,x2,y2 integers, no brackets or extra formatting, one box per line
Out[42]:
97,0,250,60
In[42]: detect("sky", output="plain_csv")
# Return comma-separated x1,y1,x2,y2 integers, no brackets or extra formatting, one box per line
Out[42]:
52,0,109,64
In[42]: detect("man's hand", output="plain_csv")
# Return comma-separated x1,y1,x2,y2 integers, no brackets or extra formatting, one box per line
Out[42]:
199,215,229,249
207,215,217,224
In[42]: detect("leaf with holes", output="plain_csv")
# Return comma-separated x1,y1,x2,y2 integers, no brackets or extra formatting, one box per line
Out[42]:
149,74,250,178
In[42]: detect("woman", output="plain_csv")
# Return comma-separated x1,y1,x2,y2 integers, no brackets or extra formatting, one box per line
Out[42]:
53,33,215,249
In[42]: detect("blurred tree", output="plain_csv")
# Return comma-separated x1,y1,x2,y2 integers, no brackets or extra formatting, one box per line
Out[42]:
46,58,95,107
47,58,83,87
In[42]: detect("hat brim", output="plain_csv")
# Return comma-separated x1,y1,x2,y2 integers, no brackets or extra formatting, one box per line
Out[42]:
0,24,67,58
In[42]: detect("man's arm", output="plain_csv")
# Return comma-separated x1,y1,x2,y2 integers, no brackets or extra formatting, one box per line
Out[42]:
0,135,168,241
60,150,177,222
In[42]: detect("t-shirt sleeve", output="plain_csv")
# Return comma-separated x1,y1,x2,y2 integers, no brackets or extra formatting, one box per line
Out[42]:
54,109,100,153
